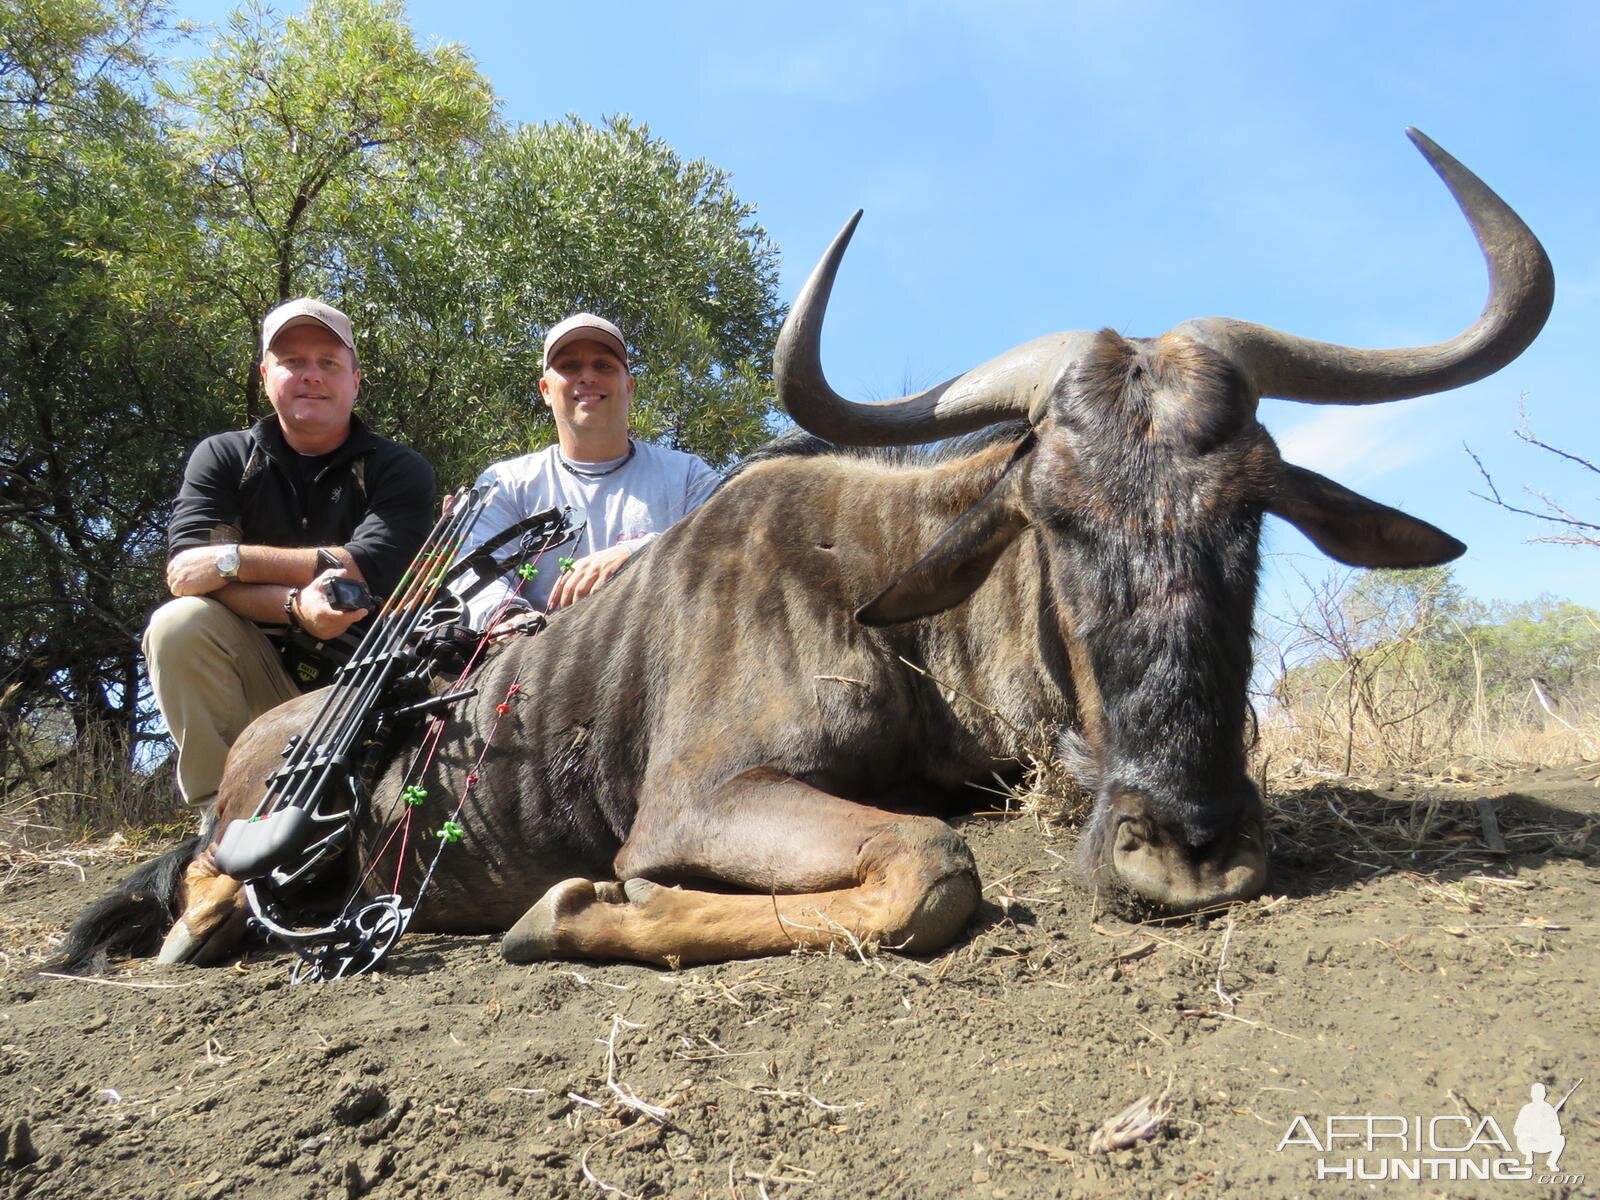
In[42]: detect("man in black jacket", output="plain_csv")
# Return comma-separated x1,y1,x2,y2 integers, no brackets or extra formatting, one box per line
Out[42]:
146,298,435,829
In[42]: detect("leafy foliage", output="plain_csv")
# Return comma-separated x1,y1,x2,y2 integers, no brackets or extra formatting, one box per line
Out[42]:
0,0,202,773
171,0,496,421
348,115,782,485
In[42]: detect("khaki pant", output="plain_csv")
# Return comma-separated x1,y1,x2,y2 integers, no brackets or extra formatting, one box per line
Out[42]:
144,597,299,811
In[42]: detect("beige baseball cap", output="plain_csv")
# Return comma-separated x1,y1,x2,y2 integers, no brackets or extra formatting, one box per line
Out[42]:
543,312,628,370
261,298,357,356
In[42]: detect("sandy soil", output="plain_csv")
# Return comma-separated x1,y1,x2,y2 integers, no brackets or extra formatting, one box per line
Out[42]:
2,766,1596,1200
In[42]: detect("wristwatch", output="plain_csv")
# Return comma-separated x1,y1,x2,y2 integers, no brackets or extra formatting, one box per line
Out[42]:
215,544,241,581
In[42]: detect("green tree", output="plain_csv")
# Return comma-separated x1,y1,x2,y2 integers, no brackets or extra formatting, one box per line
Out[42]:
1265,568,1600,773
1342,567,1471,640
0,0,204,774
169,6,781,482
1436,596,1600,712
347,115,782,486
171,0,496,422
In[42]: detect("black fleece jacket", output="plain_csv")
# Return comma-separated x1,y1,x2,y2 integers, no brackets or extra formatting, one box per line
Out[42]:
166,414,435,601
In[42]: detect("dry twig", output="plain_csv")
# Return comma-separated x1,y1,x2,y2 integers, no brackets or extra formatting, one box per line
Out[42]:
1213,917,1236,1012
601,1014,671,1124
580,1135,640,1200
1087,1080,1173,1153
37,973,199,991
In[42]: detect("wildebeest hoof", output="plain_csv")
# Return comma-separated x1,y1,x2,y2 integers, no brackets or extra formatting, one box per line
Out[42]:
622,878,659,903
156,906,248,967
157,919,203,965
502,878,601,962
155,859,248,967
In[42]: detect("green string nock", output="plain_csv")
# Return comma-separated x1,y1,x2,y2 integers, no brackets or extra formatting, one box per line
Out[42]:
400,784,428,806
437,819,464,843
517,562,538,580
558,556,576,573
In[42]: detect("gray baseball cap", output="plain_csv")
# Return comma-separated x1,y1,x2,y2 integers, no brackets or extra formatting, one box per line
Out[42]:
543,312,628,370
262,298,357,356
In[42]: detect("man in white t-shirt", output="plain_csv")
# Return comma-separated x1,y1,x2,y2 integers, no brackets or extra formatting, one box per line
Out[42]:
454,313,720,630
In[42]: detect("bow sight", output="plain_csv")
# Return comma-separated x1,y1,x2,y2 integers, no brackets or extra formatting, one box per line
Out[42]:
213,487,578,982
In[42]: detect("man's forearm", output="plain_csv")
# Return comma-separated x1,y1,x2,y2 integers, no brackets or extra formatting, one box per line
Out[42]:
235,545,363,586
211,581,295,625
211,577,368,642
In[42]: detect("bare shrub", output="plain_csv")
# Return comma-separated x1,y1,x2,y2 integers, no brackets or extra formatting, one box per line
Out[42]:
1467,395,1599,549
1254,570,1599,779
1,724,183,848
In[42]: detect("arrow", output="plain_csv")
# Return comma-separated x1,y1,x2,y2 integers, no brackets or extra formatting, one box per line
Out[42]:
1554,1077,1583,1113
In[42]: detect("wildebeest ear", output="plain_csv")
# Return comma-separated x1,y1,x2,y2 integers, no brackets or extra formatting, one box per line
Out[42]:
857,456,1032,627
1268,463,1466,568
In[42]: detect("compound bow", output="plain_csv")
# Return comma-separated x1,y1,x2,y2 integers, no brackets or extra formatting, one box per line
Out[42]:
214,486,581,982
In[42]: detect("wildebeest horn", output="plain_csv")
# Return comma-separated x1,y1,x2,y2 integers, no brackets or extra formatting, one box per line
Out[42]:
1176,128,1554,404
775,210,1097,445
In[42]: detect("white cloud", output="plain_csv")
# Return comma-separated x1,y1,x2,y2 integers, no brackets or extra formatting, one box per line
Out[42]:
717,46,859,100
1268,395,1447,485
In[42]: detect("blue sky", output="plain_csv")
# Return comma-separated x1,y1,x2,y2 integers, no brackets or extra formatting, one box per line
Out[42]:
175,0,1600,618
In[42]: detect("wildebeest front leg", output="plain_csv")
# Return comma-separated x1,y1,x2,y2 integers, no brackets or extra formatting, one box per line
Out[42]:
158,692,322,966
502,770,981,965
157,851,249,966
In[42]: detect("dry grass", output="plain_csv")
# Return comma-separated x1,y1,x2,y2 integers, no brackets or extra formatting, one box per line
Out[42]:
1009,736,1094,828
1254,689,1600,783
1087,1082,1174,1154
0,732,184,968
0,829,159,969
1,725,185,849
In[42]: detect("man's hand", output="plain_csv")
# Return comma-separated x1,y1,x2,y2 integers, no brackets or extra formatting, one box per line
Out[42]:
487,609,545,639
293,569,369,640
547,543,633,611
167,546,229,597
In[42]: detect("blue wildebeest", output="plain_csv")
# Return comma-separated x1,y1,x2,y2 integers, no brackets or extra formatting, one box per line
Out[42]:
56,130,1551,972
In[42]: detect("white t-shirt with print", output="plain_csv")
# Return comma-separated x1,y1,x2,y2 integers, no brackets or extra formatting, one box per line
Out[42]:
452,440,719,628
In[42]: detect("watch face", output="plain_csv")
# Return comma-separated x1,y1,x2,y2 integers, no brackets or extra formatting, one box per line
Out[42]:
216,545,240,578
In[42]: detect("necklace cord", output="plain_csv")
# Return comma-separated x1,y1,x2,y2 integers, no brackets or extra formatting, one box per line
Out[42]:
557,440,636,479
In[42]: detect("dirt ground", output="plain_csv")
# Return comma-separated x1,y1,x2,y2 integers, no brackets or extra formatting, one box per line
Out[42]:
2,765,1596,1200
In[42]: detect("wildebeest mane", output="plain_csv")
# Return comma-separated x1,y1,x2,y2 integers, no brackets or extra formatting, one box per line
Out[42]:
722,420,1030,489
